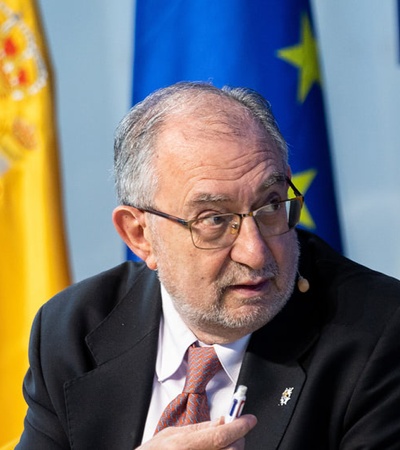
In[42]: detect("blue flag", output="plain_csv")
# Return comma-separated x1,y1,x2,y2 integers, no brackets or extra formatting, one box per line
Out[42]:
129,0,342,259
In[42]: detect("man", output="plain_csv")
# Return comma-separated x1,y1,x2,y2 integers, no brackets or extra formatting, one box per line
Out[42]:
17,82,400,449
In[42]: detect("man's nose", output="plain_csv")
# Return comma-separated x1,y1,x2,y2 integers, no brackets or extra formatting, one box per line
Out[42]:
229,216,271,270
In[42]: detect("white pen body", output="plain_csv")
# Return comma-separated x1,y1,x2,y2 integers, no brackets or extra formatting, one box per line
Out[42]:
226,385,247,423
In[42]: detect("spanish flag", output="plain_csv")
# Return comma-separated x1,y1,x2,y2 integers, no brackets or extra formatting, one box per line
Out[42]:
0,1,70,447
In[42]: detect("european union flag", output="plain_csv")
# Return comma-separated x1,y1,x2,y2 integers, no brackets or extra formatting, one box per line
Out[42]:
130,0,342,257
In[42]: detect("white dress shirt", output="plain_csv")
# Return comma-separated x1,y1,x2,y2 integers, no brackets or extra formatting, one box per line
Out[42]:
141,284,251,443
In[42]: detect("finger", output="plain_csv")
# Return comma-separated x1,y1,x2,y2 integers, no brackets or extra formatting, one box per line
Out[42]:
221,437,245,450
193,414,257,450
206,415,257,449
141,415,257,450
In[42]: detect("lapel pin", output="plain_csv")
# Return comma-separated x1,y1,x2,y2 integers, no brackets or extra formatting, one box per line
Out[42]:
279,387,294,406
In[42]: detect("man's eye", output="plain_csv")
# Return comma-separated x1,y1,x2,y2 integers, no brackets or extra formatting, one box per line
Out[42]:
258,202,282,214
201,215,229,227
269,202,281,211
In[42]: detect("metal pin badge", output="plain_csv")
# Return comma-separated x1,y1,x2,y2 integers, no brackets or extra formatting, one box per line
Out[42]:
279,387,294,406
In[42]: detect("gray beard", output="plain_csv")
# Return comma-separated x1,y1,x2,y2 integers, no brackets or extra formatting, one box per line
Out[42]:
167,263,297,334
156,249,299,338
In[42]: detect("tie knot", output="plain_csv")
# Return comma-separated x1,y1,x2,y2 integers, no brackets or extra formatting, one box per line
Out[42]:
183,345,221,394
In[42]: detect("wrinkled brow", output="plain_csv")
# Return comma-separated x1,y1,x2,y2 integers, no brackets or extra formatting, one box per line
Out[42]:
260,172,286,191
188,172,287,207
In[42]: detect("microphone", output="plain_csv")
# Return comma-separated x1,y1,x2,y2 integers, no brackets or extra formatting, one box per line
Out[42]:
297,272,310,293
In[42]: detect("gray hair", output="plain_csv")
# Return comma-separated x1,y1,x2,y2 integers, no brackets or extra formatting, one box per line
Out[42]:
114,81,288,207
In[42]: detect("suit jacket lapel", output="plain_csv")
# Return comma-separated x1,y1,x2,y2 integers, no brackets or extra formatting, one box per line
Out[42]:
238,275,321,449
239,352,306,449
64,268,161,450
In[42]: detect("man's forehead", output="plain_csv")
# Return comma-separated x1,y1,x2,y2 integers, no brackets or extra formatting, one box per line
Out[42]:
159,101,268,143
156,120,278,172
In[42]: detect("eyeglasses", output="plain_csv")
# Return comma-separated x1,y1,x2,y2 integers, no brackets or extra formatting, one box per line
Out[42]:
136,177,303,250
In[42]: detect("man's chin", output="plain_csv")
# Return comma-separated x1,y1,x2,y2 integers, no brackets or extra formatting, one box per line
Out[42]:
213,300,286,332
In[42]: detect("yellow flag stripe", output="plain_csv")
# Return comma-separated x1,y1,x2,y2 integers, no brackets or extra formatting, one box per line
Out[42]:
0,0,71,446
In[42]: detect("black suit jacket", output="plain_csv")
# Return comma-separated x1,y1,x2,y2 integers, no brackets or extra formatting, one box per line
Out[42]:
16,230,400,449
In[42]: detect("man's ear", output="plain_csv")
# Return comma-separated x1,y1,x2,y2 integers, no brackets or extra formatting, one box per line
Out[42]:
112,206,157,270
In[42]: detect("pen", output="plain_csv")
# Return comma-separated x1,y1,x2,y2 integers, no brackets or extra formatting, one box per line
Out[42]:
226,385,247,423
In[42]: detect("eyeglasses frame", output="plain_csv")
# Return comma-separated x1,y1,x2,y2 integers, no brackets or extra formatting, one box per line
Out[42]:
132,176,304,249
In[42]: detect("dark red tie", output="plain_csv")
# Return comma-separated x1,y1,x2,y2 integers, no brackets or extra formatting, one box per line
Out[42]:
154,345,222,434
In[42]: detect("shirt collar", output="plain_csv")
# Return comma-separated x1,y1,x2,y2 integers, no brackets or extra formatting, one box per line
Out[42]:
156,284,251,383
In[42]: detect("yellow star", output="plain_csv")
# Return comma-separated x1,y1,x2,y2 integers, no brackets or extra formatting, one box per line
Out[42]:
277,13,321,103
292,169,317,229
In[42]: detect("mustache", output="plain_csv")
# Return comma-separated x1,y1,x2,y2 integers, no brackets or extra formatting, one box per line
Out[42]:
216,263,279,290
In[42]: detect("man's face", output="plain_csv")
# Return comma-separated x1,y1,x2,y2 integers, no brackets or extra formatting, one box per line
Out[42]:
146,112,299,344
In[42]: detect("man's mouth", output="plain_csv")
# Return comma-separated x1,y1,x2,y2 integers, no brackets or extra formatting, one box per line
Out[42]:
228,279,271,293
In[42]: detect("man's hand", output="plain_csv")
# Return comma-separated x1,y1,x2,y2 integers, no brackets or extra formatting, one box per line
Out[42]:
137,414,257,450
